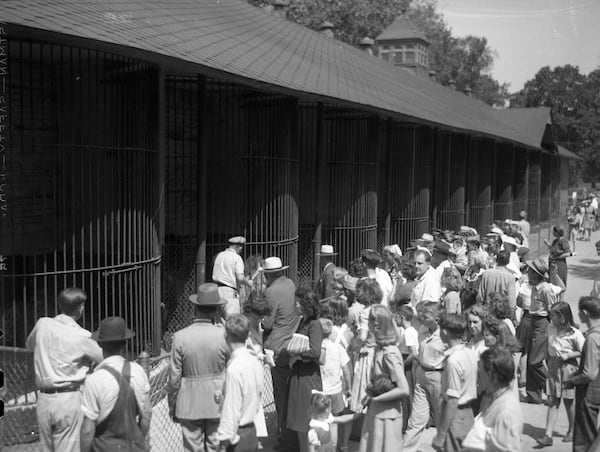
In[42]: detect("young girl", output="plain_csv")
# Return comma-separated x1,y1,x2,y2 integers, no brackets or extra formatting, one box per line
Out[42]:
359,305,409,452
536,302,584,447
440,267,463,314
308,391,336,452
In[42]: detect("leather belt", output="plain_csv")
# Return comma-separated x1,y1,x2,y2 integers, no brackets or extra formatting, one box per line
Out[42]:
238,423,255,429
214,281,237,291
420,363,443,372
40,385,80,394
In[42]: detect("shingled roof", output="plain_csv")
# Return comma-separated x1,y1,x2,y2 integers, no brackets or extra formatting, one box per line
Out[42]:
492,107,555,150
3,0,548,149
376,15,430,43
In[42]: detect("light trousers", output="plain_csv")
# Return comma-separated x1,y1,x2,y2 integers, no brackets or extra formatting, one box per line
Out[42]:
180,418,220,452
37,391,83,452
402,367,443,452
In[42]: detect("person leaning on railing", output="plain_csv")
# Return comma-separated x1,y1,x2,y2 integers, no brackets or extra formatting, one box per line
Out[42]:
26,287,104,452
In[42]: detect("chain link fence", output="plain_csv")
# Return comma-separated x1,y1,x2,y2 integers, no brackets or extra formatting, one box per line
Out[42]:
1,349,277,452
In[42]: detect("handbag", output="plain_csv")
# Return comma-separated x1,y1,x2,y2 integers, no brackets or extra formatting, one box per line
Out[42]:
287,333,310,354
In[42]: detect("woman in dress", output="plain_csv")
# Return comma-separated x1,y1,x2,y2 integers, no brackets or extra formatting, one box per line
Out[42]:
287,287,324,452
582,202,595,241
359,305,409,452
462,347,523,452
440,267,463,314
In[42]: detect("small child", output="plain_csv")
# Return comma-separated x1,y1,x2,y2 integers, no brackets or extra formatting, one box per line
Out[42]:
536,302,584,447
308,391,336,452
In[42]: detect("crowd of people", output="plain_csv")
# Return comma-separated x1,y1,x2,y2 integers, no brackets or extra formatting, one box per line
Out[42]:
25,209,600,452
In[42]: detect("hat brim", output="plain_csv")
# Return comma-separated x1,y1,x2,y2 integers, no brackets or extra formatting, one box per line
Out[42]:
92,328,136,343
261,265,289,273
526,261,547,278
188,294,227,305
316,252,338,257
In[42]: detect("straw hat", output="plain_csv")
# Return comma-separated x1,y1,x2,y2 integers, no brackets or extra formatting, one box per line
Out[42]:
261,257,289,272
189,282,227,305
527,257,549,279
228,236,246,245
317,244,338,256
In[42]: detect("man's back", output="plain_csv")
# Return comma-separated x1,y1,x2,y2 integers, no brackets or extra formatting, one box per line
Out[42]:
263,276,300,354
212,248,243,288
479,267,516,306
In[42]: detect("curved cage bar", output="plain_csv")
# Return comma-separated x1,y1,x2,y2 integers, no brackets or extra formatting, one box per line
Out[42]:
512,150,529,217
540,153,553,223
467,139,492,233
0,39,161,354
494,143,513,222
528,152,542,225
434,132,467,230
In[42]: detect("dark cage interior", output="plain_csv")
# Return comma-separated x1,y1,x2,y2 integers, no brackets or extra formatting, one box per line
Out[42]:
0,39,161,354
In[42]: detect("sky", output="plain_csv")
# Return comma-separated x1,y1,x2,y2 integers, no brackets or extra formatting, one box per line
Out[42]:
436,0,600,92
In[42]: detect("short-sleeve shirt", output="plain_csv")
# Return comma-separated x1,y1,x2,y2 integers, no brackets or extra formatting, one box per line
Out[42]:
81,355,151,424
411,266,442,306
212,248,244,288
442,344,478,405
398,326,419,355
369,345,405,419
320,338,350,395
418,328,447,370
547,324,585,358
529,282,559,317
466,338,488,359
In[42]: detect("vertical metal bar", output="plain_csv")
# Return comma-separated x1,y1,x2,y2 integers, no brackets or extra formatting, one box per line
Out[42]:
195,75,208,286
312,103,326,285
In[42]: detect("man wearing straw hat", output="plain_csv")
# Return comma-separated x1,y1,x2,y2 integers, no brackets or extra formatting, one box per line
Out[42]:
167,283,230,451
316,244,338,299
27,287,103,452
80,316,152,451
212,236,253,318
260,256,300,449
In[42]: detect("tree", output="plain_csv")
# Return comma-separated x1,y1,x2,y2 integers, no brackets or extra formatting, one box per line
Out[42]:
247,0,509,106
511,65,600,183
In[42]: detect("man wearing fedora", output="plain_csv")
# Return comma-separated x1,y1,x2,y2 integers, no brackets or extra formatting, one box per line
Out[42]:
315,244,337,300
168,283,230,451
26,287,104,452
80,316,151,452
260,256,300,449
213,236,253,318
524,257,559,404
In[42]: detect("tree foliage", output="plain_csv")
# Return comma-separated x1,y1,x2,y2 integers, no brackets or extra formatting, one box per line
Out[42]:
511,65,600,183
247,0,509,106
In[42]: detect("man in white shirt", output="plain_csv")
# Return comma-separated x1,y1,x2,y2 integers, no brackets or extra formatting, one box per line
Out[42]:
411,249,442,306
217,314,264,452
80,316,152,451
212,236,253,317
27,287,103,452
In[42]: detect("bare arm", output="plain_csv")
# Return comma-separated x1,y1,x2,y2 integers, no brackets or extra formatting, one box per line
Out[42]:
432,398,458,449
80,417,96,452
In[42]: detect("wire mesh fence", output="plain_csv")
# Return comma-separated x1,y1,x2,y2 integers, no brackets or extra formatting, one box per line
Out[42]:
0,349,277,452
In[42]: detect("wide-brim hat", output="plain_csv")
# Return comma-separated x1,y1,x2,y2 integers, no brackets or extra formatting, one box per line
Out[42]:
342,275,358,292
466,235,481,245
501,235,519,248
261,256,289,272
228,236,246,245
189,282,227,305
383,244,403,257
317,244,338,256
92,316,135,343
553,225,565,237
433,240,452,254
420,233,434,243
527,257,549,279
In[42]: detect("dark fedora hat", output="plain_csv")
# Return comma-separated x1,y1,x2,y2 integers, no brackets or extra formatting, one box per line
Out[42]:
92,316,135,343
189,282,227,306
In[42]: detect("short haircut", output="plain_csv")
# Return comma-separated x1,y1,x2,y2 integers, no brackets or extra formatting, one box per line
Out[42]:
480,346,515,387
310,392,331,417
414,249,431,263
225,314,250,343
421,301,445,320
398,304,414,322
579,296,600,319
496,249,511,266
399,261,417,281
361,249,382,268
58,287,87,316
441,267,464,292
319,318,333,338
439,313,467,337
356,278,383,306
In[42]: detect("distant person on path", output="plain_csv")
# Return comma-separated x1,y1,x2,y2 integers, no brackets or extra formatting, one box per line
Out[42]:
565,296,600,452
167,283,230,452
260,256,301,450
212,236,253,317
545,226,571,289
583,201,595,241
27,287,104,452
518,211,531,248
80,317,152,452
